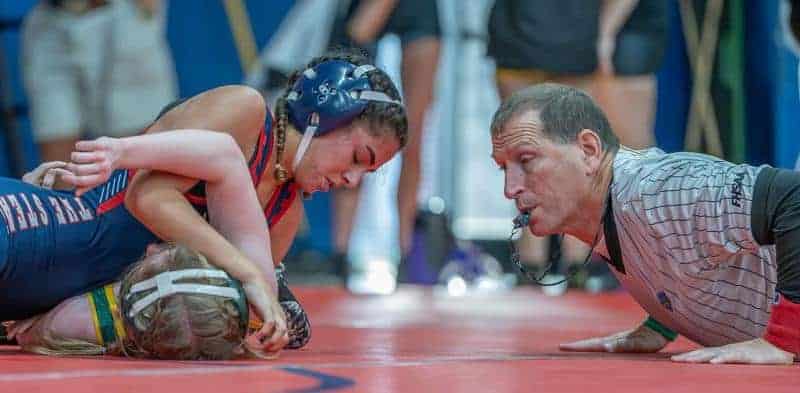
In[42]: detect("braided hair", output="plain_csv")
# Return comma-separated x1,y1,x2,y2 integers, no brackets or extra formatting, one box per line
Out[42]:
272,48,408,182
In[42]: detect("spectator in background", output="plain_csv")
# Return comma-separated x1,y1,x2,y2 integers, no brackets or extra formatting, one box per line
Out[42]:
21,0,177,163
487,0,666,293
328,0,441,276
593,0,667,150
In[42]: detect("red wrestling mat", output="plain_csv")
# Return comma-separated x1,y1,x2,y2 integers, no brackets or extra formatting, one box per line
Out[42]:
2,286,798,393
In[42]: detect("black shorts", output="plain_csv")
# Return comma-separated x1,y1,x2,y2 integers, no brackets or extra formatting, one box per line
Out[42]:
614,0,668,75
613,32,667,76
329,0,440,56
751,167,800,302
487,0,599,74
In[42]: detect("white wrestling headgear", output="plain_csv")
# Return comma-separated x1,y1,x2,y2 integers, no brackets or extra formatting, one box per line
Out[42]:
124,269,244,319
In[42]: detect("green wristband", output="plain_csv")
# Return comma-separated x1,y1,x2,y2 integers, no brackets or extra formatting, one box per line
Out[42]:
643,316,678,341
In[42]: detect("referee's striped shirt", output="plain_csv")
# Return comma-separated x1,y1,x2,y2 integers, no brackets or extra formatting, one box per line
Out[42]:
600,147,777,346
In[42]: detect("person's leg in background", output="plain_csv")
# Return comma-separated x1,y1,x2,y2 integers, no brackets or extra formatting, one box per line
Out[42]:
593,32,662,149
21,3,86,163
332,185,359,274
586,1,667,291
396,35,440,255
101,0,177,139
593,0,667,149
594,74,655,149
329,0,383,273
331,0,441,277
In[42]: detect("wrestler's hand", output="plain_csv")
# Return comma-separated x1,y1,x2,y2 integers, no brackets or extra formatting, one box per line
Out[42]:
671,338,795,365
559,323,669,353
4,316,42,345
63,137,124,196
241,280,289,356
21,161,73,190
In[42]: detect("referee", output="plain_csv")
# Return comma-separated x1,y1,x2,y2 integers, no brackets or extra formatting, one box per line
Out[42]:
491,83,799,365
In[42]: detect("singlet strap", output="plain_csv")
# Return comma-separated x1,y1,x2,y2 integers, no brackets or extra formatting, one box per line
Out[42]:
264,181,299,229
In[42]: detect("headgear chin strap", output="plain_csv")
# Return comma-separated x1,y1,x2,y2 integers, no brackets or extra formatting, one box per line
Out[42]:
287,61,403,172
123,268,249,333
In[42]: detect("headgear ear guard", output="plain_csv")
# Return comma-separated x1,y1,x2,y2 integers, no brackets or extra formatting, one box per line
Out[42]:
121,269,250,338
286,59,403,172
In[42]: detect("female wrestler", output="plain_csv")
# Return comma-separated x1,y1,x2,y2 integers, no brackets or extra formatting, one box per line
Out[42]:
0,49,408,351
7,243,255,360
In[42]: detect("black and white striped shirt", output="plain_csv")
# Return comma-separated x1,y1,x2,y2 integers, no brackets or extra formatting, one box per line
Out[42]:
599,147,777,346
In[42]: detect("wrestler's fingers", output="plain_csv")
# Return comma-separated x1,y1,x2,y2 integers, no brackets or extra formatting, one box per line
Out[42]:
244,321,280,356
36,161,69,171
41,168,73,189
263,318,289,353
66,162,106,176
6,317,38,339
22,161,68,184
257,321,277,343
71,151,104,164
75,140,102,152
41,170,57,189
61,173,106,193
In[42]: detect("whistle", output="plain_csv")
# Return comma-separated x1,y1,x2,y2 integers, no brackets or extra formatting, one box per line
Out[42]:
513,212,530,229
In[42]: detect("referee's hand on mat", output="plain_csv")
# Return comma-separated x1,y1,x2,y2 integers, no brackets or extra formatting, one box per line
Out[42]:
559,323,669,353
671,338,794,365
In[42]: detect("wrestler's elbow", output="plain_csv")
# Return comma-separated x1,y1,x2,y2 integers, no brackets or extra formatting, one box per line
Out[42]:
209,132,250,182
124,183,181,224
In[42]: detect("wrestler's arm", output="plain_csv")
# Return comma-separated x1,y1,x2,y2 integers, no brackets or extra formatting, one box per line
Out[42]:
61,86,275,292
121,135,273,290
64,129,254,196
8,293,100,353
123,86,287,351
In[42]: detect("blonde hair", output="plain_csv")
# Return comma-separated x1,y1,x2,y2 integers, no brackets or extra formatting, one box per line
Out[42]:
119,245,247,360
18,245,248,360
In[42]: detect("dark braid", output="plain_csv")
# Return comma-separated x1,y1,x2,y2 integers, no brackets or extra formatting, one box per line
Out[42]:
273,95,290,183
271,47,408,182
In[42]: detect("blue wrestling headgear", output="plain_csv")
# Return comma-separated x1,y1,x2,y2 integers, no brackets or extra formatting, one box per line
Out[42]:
285,60,403,172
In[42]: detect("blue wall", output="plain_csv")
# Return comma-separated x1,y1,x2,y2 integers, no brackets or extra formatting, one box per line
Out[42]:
653,1,799,168
166,0,293,95
0,0,40,175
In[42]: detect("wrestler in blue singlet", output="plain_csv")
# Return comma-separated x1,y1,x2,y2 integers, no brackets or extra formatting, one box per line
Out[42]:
0,109,294,321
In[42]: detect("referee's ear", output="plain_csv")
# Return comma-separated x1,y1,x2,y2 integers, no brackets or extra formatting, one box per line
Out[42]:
576,128,604,174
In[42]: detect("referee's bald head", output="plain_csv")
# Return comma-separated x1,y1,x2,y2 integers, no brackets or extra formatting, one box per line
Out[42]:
490,83,619,154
